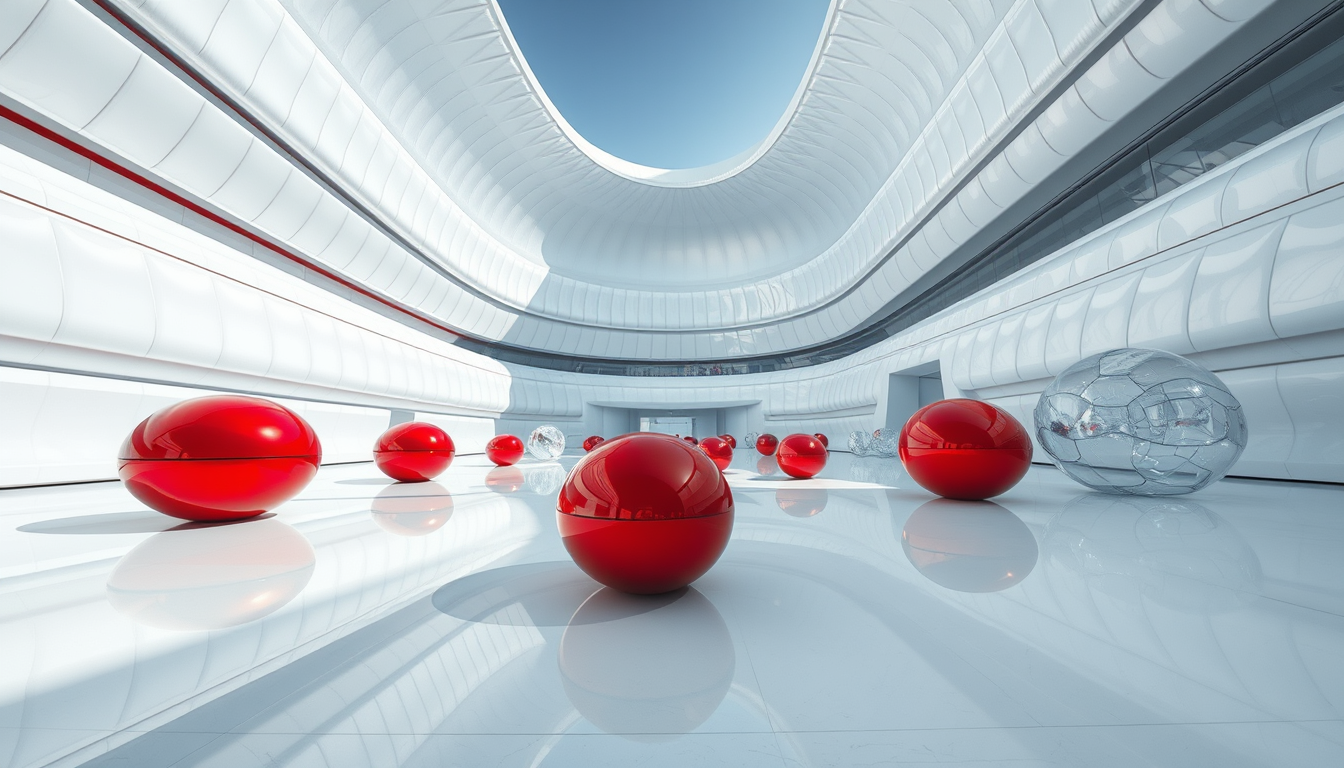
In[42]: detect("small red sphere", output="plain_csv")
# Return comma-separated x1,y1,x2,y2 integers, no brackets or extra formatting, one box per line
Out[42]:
755,433,779,455
776,433,828,479
583,435,605,452
814,433,829,448
486,435,525,466
698,436,733,471
118,395,320,522
683,435,698,445
898,399,1033,500
720,434,737,448
557,433,734,594
373,422,454,482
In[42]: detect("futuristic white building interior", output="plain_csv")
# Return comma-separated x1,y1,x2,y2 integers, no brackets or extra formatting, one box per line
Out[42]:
2,0,1343,765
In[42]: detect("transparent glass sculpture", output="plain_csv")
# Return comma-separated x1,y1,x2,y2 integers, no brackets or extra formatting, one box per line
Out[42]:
1033,348,1248,495
524,463,566,496
527,425,566,461
847,430,871,457
744,432,760,451
870,428,902,458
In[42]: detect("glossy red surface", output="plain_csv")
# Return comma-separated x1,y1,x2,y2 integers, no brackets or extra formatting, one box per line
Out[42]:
583,435,605,452
720,434,737,448
557,433,734,594
485,435,525,466
898,399,1033,500
683,435,699,445
698,436,733,471
755,433,779,455
814,433,829,448
373,422,454,482
118,396,321,522
776,488,828,517
776,434,828,479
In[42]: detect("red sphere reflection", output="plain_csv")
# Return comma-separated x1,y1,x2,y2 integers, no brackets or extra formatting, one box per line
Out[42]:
776,434,828,479
698,436,733,471
756,455,778,476
776,488,828,517
373,422,454,482
118,396,321,522
557,433,734,594
755,433,778,455
486,435,525,467
814,433,829,448
583,435,605,452
898,399,1033,500
370,482,453,536
720,434,737,448
485,466,524,493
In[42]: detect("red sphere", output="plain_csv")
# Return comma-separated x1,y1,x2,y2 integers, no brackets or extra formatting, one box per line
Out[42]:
557,433,734,594
373,422,454,482
720,434,737,448
814,433,829,448
755,433,779,455
683,435,699,445
583,435,605,452
776,433,828,479
118,395,320,522
698,436,733,471
486,435,525,466
898,399,1033,500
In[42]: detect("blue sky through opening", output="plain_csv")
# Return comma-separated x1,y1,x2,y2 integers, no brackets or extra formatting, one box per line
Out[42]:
497,0,831,169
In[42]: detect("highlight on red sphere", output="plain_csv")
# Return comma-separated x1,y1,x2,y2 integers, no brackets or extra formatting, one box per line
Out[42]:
776,433,828,479
755,433,779,455
698,436,733,471
720,434,737,449
485,434,525,466
814,433,829,448
898,399,1033,500
557,433,734,594
583,435,605,452
118,395,321,522
683,435,699,445
373,422,455,482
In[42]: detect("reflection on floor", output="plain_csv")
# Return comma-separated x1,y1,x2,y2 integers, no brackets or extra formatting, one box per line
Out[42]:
2,451,1341,767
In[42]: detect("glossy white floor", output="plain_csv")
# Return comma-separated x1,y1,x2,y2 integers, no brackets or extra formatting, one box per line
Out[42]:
2,449,1341,768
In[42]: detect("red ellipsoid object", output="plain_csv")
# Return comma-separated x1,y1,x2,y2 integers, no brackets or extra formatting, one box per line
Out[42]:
485,434,525,466
720,434,736,449
557,433,734,594
698,436,733,471
682,435,698,445
898,399,1033,500
583,435,605,452
776,433,828,479
814,433,829,448
373,422,454,482
118,395,321,522
755,433,779,455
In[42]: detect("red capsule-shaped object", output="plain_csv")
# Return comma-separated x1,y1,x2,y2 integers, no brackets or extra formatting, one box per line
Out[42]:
583,435,605,452
118,395,321,522
373,422,454,482
898,399,1033,500
683,435,699,445
755,433,779,456
776,433,828,479
698,436,733,471
486,435,525,467
557,433,733,594
720,434,737,449
814,433,829,448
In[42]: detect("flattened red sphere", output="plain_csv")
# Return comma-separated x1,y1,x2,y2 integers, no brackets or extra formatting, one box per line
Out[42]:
898,399,1033,500
486,435,525,466
755,433,779,455
583,435,605,452
776,433,828,479
118,395,321,522
683,435,699,445
373,422,454,482
557,433,734,594
698,436,733,471
720,434,737,448
814,433,829,448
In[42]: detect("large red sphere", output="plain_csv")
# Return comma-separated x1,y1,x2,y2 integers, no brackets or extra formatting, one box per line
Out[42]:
698,436,733,471
373,422,454,482
557,433,734,594
583,435,605,452
898,399,1033,500
755,433,779,455
814,433,829,448
720,434,736,448
486,435,525,466
776,433,828,479
118,396,320,522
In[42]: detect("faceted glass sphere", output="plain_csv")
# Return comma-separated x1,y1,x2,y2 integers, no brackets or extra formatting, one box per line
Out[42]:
776,433,828,479
899,399,1033,500
720,434,737,448
557,433,734,594
527,425,566,461
373,422,455,482
698,436,733,471
755,433,779,455
871,428,902,458
486,435,525,466
744,432,760,451
848,430,872,456
583,435,605,452
1034,348,1248,495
